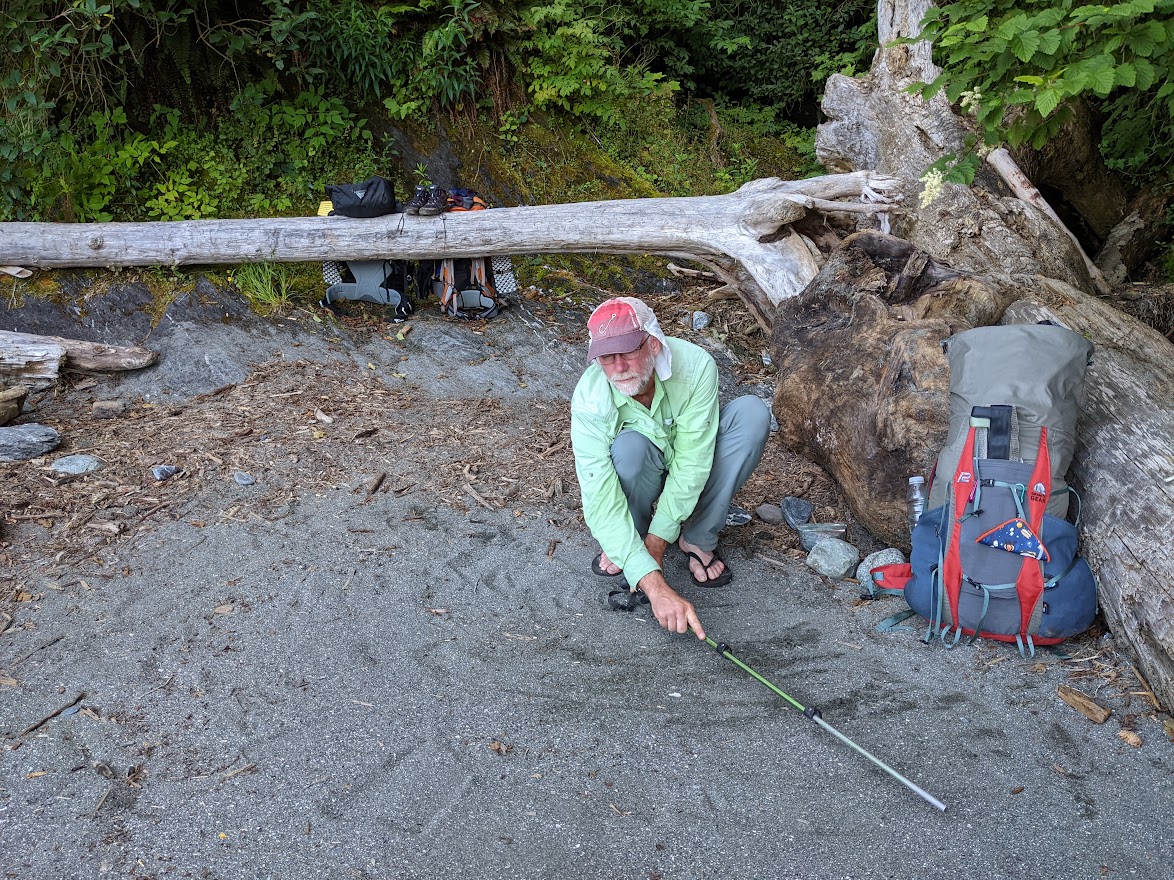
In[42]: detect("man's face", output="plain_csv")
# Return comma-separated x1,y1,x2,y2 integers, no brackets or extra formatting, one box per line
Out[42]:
597,335,658,397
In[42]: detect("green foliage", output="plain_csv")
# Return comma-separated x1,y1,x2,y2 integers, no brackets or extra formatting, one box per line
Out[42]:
0,0,828,224
514,0,684,122
585,86,814,197
20,107,175,222
676,1,877,116
910,0,1174,182
497,108,530,146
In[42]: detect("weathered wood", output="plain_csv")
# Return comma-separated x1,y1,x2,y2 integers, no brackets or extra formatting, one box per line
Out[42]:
985,148,1110,295
0,330,158,374
0,384,30,425
1056,685,1112,724
0,175,902,332
3,331,159,372
1,335,65,391
771,232,1011,540
0,331,158,390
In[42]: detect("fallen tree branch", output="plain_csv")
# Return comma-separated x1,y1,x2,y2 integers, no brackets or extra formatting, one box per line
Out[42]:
987,148,1112,296
0,175,903,332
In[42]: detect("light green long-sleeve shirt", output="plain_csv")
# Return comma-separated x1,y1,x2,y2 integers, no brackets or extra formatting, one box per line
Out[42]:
570,336,719,587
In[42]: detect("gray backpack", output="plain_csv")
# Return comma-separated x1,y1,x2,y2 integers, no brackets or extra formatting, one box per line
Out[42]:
901,323,1098,654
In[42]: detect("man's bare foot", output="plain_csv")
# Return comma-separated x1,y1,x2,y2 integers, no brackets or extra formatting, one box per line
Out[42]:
592,550,622,576
678,536,729,585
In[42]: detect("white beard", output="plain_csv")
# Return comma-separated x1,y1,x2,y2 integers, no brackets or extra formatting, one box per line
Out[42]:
607,359,655,397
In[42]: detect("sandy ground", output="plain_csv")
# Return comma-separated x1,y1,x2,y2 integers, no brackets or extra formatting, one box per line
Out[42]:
1,281,1172,880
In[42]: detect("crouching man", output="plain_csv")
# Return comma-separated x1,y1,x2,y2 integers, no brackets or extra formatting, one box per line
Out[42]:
570,297,771,639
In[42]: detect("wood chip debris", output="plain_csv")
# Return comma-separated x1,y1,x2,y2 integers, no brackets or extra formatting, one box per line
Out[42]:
1118,730,1143,748
1056,684,1112,724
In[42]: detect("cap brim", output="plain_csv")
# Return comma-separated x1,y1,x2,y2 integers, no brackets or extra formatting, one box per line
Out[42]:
587,330,647,363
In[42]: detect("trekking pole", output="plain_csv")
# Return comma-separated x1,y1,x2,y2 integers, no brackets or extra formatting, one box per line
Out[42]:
697,632,947,812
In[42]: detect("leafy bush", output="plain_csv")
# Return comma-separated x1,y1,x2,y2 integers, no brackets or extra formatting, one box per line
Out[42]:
911,0,1174,184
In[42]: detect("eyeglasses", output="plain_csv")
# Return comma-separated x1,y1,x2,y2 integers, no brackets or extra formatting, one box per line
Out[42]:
597,337,648,365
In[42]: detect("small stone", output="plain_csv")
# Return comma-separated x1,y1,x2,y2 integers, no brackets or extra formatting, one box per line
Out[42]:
769,410,779,433
755,503,784,524
725,504,752,527
152,465,181,481
0,424,61,462
233,471,256,486
92,399,128,419
855,548,907,585
806,538,860,578
796,522,847,551
692,311,711,331
51,454,103,475
781,496,814,530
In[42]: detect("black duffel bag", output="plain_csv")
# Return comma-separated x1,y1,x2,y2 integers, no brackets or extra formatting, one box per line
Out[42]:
325,176,397,217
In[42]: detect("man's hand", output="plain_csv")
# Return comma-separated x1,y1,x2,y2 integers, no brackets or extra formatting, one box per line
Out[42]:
636,571,705,640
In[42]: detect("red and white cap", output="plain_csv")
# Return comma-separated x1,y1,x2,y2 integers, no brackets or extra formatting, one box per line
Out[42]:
585,297,672,378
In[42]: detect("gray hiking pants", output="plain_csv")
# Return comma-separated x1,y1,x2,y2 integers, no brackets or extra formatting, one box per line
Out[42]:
610,395,771,551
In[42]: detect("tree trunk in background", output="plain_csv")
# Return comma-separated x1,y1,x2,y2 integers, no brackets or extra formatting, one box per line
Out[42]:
816,0,1098,294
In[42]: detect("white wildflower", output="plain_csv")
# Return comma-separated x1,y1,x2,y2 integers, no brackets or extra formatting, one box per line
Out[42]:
919,168,945,209
959,88,983,115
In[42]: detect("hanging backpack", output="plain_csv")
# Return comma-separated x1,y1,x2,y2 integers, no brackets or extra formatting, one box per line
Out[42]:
431,257,506,320
321,259,417,321
871,323,1098,656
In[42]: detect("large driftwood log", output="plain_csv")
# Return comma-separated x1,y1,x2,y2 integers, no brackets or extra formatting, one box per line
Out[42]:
772,231,1174,710
0,175,900,331
0,330,158,390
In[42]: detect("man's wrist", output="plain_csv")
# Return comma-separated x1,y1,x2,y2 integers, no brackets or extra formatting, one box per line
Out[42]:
637,570,670,598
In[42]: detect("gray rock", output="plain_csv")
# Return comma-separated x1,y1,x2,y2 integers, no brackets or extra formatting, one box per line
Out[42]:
796,522,847,551
855,548,907,585
92,399,128,419
692,311,711,330
0,424,61,462
233,471,256,486
806,538,860,578
725,504,752,527
781,496,813,530
755,503,784,524
152,465,181,481
51,454,103,475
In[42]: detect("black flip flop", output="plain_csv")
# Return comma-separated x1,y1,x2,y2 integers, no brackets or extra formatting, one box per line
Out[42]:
607,589,650,612
591,553,624,578
683,549,733,588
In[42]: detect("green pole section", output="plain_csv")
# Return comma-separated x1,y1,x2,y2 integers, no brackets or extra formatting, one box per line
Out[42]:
700,634,947,813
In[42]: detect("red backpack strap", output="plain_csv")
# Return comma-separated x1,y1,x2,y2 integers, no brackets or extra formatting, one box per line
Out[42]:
1014,427,1052,646
940,427,978,634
